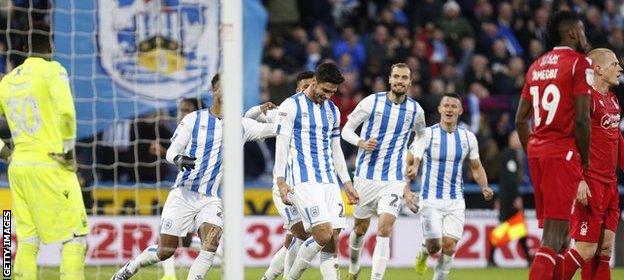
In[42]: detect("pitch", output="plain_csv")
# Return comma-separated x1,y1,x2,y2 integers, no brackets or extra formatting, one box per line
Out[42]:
35,266,624,279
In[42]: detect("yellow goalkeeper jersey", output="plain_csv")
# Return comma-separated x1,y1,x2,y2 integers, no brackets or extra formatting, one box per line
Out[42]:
0,57,76,164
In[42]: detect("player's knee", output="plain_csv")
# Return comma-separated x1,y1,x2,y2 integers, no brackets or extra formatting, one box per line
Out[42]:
157,246,176,260
353,219,369,236
441,241,456,255
600,241,613,257
283,234,294,249
377,223,393,237
62,236,87,249
426,241,441,255
575,242,598,261
312,228,333,246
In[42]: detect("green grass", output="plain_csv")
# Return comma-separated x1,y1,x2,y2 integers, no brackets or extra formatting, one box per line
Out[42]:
32,266,624,280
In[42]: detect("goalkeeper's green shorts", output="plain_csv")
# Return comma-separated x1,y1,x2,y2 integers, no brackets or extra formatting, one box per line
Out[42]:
9,164,89,244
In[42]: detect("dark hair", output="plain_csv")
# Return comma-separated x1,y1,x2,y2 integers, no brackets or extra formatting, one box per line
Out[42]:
27,22,52,54
314,62,345,85
211,73,220,88
390,62,411,75
547,10,581,46
295,71,314,83
181,98,206,111
442,92,462,102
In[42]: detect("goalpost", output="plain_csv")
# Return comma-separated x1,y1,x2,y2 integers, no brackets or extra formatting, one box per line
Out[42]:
220,0,244,279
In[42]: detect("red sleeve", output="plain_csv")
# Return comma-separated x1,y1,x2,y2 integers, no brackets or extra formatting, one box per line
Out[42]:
573,56,593,96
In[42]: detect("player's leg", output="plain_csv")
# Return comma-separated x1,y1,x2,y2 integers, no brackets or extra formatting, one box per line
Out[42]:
433,206,464,280
319,183,347,280
370,185,401,280
319,229,341,280
415,205,442,275
187,222,222,280
161,232,195,280
263,186,303,280
187,195,224,279
348,178,374,279
286,182,335,280
563,177,606,279
591,229,615,280
284,223,308,278
112,188,195,279
10,166,40,280
57,169,90,280
583,184,620,280
529,157,579,280
348,217,370,278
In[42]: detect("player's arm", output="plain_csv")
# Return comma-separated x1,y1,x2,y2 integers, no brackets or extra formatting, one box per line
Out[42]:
331,107,358,205
404,129,428,213
514,96,532,153
574,57,593,171
618,133,624,171
274,99,295,205
241,117,276,142
467,133,493,201
244,102,278,123
342,95,376,150
47,63,77,169
166,112,196,171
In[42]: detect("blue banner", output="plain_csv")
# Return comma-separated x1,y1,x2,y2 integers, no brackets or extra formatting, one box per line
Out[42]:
54,0,266,139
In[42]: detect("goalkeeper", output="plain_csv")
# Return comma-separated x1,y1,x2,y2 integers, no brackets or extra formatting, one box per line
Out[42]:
0,24,89,279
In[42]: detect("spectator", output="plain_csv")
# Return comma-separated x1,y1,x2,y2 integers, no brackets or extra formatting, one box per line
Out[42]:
267,68,293,104
496,1,524,56
437,1,474,55
333,26,366,71
601,0,624,31
465,54,494,92
586,5,609,47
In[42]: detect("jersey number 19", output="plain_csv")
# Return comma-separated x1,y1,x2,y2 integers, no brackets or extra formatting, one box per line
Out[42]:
530,84,561,126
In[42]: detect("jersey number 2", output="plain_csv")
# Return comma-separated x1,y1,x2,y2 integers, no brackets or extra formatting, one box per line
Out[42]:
529,84,561,126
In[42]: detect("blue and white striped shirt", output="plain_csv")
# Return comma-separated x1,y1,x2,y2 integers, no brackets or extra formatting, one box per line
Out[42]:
347,92,426,181
411,124,479,201
273,93,342,185
166,110,275,196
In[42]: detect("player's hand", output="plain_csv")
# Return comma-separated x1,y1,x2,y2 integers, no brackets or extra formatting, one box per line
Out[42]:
357,138,377,151
404,189,420,214
482,186,494,201
173,155,196,171
406,164,417,181
49,150,77,172
277,181,293,205
513,196,523,210
260,102,278,114
343,181,359,205
576,180,592,206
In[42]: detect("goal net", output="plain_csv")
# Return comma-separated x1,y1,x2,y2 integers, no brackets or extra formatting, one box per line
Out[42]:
0,0,265,279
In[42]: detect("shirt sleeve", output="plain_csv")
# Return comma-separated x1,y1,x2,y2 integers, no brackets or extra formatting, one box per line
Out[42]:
342,95,372,146
331,104,341,139
573,56,593,96
242,117,276,142
166,112,195,163
273,99,296,137
413,102,426,137
266,108,278,123
47,62,76,141
467,131,480,160
410,127,430,159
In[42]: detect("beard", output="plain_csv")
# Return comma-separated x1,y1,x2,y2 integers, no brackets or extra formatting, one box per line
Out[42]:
391,84,408,95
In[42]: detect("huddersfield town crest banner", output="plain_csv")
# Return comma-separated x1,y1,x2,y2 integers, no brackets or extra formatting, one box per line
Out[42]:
54,0,267,138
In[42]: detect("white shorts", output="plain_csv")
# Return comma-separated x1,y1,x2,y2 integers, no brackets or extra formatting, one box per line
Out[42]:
353,177,404,219
292,182,346,232
272,184,302,230
420,199,465,240
160,187,223,237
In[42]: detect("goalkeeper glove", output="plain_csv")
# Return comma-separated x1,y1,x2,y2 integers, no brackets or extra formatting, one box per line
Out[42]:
174,155,196,171
49,150,77,172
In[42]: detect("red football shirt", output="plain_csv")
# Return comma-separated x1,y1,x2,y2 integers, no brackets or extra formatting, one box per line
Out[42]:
586,88,621,183
521,46,593,158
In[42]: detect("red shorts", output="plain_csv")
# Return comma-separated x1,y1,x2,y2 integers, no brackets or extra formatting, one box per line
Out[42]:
570,176,621,242
528,157,582,228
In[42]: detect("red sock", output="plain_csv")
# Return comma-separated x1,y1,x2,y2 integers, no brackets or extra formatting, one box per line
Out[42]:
529,246,557,280
553,254,564,280
562,248,585,280
593,255,611,280
580,255,597,280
